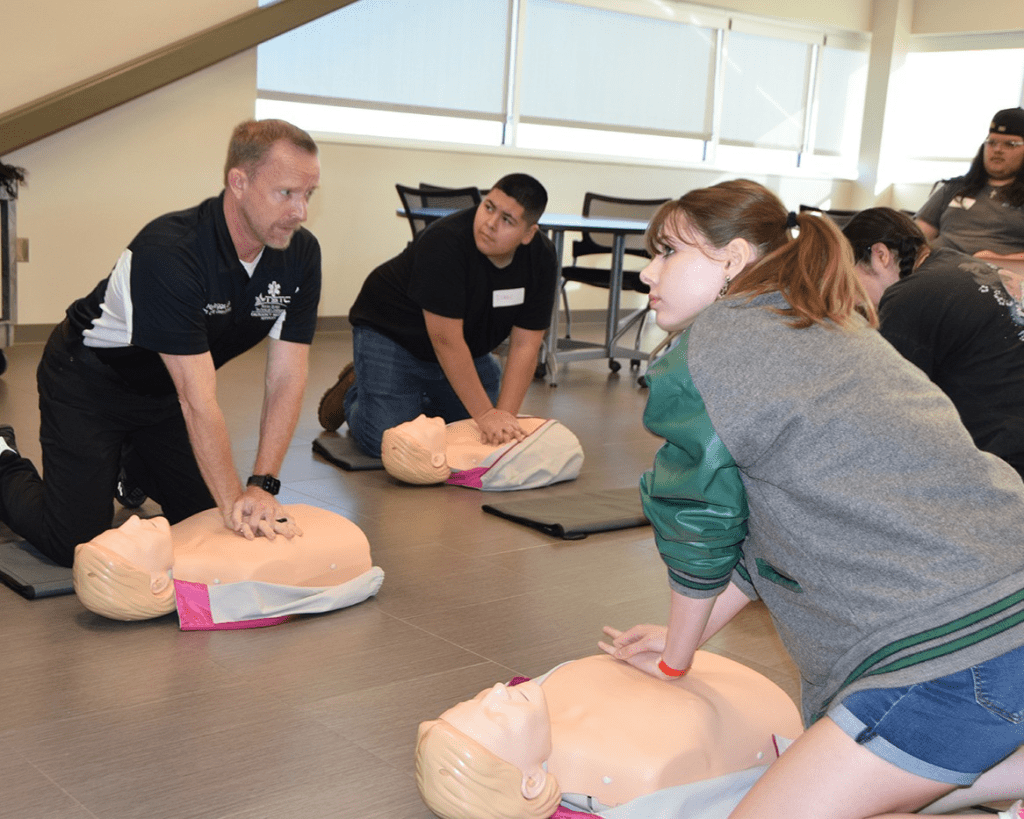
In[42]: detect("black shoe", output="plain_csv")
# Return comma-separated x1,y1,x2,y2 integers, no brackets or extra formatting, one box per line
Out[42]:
114,467,148,509
0,424,18,459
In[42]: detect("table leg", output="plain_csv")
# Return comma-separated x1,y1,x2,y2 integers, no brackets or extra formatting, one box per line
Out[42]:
542,229,566,386
605,233,626,366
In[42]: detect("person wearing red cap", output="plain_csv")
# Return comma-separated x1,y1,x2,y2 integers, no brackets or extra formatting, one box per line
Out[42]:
915,107,1024,261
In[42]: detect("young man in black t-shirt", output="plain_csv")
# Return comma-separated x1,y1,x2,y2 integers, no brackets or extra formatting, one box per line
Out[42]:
320,173,557,458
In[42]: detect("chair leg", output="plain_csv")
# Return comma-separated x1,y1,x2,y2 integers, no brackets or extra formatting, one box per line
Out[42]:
631,307,651,367
561,285,572,339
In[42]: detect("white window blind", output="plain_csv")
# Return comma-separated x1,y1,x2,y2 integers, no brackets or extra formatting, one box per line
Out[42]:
812,43,869,157
257,0,511,118
518,0,715,138
720,30,812,151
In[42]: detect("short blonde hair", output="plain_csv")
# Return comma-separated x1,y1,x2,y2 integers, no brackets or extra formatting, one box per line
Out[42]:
381,425,450,485
223,118,318,186
415,720,560,819
73,541,175,621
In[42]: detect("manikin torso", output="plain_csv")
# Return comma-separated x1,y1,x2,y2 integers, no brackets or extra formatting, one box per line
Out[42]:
444,416,545,470
168,505,371,587
439,651,802,809
541,653,800,807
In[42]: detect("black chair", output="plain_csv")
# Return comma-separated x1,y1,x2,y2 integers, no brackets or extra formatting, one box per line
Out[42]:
421,182,490,200
558,193,670,370
396,184,482,238
798,204,859,229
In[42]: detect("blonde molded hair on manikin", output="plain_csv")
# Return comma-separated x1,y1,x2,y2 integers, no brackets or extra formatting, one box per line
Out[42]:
73,540,175,621
381,417,451,485
415,720,561,819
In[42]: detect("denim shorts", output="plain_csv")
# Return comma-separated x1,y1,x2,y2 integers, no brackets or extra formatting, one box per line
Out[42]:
828,642,1024,785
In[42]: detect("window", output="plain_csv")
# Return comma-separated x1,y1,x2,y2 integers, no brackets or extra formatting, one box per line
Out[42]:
518,0,715,137
811,38,869,158
719,28,813,152
891,47,1024,162
883,45,1024,182
256,0,870,172
257,0,511,146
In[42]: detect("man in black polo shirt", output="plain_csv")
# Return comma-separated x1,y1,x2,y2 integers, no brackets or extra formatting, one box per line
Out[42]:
0,119,322,567
318,174,557,458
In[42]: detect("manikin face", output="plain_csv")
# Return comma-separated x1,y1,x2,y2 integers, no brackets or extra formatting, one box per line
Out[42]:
440,681,552,795
90,515,174,581
639,215,733,333
983,133,1024,183
473,188,539,268
396,415,447,469
228,140,320,259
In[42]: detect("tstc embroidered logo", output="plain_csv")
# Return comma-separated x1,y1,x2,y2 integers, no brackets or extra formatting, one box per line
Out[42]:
252,280,290,321
204,301,232,315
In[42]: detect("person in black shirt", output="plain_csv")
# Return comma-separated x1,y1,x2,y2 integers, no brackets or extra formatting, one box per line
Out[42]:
320,174,557,458
845,207,1024,478
0,119,322,567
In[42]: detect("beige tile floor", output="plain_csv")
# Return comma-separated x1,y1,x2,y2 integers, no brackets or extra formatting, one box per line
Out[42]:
0,325,800,819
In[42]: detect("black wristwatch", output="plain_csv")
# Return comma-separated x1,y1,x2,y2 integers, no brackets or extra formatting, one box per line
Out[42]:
247,474,281,495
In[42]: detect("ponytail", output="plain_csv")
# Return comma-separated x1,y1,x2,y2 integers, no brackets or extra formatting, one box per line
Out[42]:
646,180,874,330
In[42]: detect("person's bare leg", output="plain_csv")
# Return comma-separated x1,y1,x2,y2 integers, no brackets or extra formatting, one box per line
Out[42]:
728,717,953,819
921,746,1024,814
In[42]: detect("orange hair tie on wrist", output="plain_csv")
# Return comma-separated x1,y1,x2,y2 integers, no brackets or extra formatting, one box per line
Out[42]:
658,658,689,678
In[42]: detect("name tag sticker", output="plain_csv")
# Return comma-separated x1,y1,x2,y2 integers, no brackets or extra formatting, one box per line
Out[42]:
493,287,525,308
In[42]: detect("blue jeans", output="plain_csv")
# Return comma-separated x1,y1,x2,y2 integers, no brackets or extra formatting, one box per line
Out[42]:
344,325,502,457
829,641,1024,785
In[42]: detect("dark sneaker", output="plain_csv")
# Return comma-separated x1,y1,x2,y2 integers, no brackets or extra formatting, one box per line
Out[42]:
0,424,18,458
318,362,356,431
114,467,147,509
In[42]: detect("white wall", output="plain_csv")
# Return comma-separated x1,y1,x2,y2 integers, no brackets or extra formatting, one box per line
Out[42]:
6,55,257,325
3,0,254,112
911,0,1024,34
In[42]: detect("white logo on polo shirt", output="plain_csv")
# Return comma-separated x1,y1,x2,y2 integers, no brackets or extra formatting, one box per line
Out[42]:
252,280,291,321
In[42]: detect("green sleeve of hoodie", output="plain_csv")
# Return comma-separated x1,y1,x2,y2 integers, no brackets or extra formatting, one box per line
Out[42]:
641,330,749,598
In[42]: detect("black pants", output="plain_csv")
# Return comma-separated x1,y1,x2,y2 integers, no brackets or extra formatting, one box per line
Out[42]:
0,322,214,567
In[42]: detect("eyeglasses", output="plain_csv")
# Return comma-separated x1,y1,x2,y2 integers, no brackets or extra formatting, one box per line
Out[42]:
984,138,1024,149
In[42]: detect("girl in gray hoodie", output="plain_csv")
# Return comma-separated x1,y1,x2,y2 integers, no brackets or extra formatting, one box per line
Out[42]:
601,179,1024,819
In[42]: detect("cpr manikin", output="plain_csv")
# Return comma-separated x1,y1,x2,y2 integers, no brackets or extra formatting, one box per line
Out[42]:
415,651,804,819
73,503,383,629
382,415,583,490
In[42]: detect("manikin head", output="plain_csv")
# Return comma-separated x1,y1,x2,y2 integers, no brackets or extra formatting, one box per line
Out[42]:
416,681,561,819
73,515,176,621
381,414,450,484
